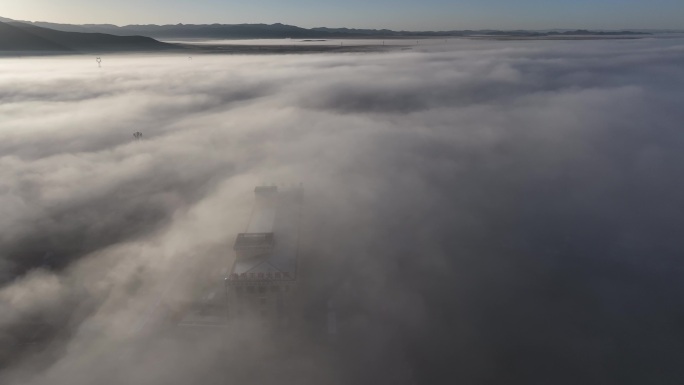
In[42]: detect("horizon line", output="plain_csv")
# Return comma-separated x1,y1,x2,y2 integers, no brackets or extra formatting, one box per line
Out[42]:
1,16,682,33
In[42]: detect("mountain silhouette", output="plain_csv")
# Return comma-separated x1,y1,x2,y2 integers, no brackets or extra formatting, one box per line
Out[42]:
0,16,651,40
0,21,176,53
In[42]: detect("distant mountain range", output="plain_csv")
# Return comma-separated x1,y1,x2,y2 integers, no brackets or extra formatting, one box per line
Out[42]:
0,16,659,41
0,20,175,53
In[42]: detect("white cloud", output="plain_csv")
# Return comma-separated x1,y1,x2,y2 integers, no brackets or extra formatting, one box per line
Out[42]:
1,38,684,384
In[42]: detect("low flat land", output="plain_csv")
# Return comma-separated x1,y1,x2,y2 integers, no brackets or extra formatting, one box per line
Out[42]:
174,42,400,54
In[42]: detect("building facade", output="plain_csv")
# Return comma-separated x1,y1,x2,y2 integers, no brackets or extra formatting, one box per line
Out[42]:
226,185,302,330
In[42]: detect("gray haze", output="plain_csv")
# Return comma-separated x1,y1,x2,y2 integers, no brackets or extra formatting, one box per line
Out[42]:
1,38,684,384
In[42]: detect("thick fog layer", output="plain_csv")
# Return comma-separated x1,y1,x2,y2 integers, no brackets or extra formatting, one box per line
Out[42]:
1,39,684,385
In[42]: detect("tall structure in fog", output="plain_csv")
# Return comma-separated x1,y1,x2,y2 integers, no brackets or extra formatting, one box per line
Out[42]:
226,185,302,329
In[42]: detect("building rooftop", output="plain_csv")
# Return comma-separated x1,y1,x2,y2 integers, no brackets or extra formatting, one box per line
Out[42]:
230,186,302,283
233,233,275,250
175,185,302,330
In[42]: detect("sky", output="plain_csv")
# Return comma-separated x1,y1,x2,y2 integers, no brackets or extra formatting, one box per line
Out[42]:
1,38,684,384
2,0,684,30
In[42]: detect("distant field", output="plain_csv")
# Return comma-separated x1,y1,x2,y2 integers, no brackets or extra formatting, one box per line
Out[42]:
164,38,439,46
164,35,662,54
168,38,417,54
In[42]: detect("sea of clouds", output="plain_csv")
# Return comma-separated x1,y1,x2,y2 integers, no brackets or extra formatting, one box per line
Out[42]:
1,38,684,385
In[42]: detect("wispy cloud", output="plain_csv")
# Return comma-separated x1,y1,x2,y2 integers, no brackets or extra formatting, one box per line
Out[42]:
1,38,684,384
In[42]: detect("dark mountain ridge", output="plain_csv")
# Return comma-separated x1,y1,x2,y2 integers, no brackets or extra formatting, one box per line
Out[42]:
0,16,654,40
0,20,176,53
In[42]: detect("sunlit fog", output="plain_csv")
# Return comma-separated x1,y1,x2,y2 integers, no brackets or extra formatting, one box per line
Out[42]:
2,38,684,384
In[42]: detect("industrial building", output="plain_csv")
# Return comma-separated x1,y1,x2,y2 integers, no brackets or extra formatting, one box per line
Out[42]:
176,185,302,332
227,185,302,329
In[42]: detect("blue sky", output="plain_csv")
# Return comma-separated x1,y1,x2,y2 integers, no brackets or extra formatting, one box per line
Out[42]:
4,0,684,30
